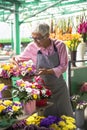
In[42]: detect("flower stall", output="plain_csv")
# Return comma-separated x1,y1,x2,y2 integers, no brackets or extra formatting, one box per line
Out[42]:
6,113,76,130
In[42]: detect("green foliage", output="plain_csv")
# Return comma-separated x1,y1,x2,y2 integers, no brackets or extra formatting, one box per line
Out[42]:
0,38,32,44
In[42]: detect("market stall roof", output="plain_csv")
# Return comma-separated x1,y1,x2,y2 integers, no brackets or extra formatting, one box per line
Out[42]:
0,0,87,23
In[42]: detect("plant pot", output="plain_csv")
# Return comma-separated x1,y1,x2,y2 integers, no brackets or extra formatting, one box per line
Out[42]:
23,100,36,115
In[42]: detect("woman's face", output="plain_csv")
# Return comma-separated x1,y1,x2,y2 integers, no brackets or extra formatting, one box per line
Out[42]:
32,32,49,48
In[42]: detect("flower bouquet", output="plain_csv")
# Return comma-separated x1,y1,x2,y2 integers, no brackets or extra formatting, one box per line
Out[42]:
12,76,52,103
77,21,87,42
18,60,36,77
64,33,81,51
12,76,52,114
0,60,36,79
0,100,23,128
64,33,81,66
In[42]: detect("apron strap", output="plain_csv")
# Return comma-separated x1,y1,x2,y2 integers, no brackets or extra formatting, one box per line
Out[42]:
37,43,57,54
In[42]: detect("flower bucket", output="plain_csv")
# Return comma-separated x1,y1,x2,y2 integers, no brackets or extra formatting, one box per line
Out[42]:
23,100,36,115
75,109,85,128
70,51,77,67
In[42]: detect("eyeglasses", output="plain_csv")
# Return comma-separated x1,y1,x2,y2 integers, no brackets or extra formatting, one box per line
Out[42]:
32,35,47,42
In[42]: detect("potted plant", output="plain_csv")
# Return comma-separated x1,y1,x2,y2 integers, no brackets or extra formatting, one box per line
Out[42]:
0,100,23,128
12,76,52,114
64,33,81,66
71,94,87,128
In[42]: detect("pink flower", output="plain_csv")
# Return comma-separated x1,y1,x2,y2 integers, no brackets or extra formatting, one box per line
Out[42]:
77,21,87,34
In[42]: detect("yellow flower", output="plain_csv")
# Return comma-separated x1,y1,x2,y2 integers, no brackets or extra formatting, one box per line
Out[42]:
12,105,20,111
2,64,10,71
3,100,12,106
26,113,44,125
58,121,66,126
0,100,2,104
32,84,36,88
50,124,59,130
64,33,81,51
0,83,5,91
33,94,38,99
20,83,26,87
27,67,32,71
0,105,6,112
22,62,26,67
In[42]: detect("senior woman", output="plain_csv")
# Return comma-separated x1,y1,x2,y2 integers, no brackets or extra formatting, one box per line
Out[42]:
12,23,73,117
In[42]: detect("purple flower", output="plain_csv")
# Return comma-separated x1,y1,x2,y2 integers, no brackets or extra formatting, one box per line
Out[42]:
40,116,62,127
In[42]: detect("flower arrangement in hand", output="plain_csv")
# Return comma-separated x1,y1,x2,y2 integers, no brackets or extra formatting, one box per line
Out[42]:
0,100,23,121
12,76,52,104
64,33,81,51
18,60,36,76
0,63,19,78
0,60,36,78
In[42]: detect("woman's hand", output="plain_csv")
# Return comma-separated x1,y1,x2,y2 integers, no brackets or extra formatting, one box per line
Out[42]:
9,56,19,70
37,68,55,75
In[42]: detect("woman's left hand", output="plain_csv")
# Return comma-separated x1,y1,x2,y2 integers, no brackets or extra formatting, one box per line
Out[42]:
37,68,54,75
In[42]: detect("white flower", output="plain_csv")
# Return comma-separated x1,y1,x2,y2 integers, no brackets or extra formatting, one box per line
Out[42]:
41,89,46,95
26,87,32,93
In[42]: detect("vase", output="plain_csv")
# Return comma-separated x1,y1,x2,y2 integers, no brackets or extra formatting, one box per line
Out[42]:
23,100,36,115
76,42,86,67
75,109,85,128
82,33,87,43
70,51,77,67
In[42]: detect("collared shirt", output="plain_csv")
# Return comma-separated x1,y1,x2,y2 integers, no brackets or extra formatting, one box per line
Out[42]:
17,39,68,78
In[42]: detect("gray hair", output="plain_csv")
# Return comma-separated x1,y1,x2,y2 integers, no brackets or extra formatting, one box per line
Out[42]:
32,23,50,36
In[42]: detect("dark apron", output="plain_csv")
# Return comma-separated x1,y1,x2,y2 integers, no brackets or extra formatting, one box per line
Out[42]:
36,44,73,117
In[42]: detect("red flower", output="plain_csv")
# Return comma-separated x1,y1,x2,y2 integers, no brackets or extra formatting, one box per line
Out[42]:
46,89,52,96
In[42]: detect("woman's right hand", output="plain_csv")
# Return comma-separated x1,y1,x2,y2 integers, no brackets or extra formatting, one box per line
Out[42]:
9,56,19,69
